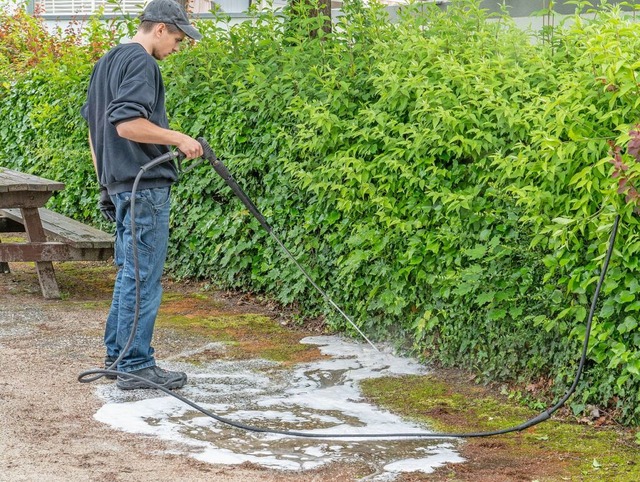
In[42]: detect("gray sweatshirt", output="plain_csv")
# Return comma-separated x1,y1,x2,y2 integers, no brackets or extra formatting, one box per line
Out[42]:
81,42,178,194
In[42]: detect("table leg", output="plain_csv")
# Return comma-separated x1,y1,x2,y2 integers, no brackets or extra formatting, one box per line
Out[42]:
0,239,9,273
0,217,12,272
20,207,61,299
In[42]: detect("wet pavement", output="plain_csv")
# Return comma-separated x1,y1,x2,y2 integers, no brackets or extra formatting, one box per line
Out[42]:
94,336,465,480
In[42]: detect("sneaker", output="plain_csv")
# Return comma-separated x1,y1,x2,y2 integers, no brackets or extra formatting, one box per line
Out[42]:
116,365,187,390
104,356,118,380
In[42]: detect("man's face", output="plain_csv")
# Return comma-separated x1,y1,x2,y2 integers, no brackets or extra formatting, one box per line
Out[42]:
152,24,186,60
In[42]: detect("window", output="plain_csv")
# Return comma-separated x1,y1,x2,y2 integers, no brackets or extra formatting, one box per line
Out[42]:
38,0,143,15
35,0,226,16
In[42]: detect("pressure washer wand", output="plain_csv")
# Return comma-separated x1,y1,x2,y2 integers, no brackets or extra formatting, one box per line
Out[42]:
199,139,271,233
197,138,379,352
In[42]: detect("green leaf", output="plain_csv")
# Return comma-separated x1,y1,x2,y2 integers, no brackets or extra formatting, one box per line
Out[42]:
465,245,487,260
626,360,640,376
476,291,495,305
488,308,507,321
552,217,574,225
618,317,638,334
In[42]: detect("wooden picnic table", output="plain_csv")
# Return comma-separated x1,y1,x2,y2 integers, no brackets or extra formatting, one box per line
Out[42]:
0,167,114,299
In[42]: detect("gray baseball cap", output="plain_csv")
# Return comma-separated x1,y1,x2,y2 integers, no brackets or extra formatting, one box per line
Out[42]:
140,0,202,41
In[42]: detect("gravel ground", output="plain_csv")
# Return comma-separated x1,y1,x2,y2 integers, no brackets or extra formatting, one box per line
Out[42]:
0,262,369,482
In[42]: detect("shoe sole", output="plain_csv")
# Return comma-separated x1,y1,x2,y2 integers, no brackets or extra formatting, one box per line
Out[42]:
116,375,187,391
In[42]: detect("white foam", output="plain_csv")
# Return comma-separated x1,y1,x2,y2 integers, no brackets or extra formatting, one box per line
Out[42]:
94,335,464,479
384,444,466,473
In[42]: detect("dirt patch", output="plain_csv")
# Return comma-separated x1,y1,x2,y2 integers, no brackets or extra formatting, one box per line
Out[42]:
362,371,640,481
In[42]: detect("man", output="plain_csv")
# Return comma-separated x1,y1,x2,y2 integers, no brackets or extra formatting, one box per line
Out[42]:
81,0,203,390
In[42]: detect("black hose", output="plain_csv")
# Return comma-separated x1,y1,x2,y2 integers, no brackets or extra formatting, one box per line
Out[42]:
79,142,621,439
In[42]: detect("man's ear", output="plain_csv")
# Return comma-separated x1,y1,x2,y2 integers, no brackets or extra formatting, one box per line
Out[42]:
154,23,167,38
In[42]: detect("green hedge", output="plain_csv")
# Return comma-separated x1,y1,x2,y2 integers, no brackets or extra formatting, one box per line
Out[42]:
2,1,640,424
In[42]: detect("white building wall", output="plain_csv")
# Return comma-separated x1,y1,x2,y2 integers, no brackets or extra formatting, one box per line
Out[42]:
34,0,276,16
12,0,635,35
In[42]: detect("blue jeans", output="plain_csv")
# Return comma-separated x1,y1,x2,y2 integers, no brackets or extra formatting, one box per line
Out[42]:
104,187,171,373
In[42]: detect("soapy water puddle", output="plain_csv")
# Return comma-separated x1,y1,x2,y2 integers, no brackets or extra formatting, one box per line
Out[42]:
95,336,465,480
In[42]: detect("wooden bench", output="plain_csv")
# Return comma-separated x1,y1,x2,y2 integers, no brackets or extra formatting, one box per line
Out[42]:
0,167,114,298
0,207,114,262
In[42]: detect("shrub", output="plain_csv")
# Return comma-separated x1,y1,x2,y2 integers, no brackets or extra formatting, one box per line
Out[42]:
1,0,640,424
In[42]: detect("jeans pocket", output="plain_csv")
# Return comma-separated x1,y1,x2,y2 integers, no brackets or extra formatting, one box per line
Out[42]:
150,186,171,210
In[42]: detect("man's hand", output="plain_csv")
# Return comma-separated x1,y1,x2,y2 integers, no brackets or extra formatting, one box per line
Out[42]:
99,186,116,223
176,134,204,160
